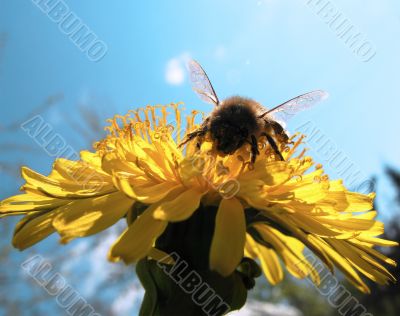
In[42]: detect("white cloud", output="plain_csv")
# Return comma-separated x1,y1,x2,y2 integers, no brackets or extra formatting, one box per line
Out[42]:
165,53,191,86
81,228,122,296
111,284,144,315
165,59,185,85
231,300,301,316
59,224,125,297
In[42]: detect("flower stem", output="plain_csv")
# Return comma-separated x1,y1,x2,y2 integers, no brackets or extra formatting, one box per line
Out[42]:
136,204,248,316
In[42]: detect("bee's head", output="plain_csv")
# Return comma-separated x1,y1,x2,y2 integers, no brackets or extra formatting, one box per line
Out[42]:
213,124,248,154
209,100,259,154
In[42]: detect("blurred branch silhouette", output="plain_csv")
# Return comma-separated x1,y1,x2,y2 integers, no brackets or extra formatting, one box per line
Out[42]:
386,167,400,204
0,94,64,192
247,167,400,316
0,94,63,132
63,102,107,145
1,85,396,315
0,95,135,315
353,167,400,316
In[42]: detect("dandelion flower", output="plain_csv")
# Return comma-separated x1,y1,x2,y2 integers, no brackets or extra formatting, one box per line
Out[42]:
0,103,397,296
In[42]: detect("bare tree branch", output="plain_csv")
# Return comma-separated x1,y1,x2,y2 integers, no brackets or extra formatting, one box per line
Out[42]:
0,94,64,132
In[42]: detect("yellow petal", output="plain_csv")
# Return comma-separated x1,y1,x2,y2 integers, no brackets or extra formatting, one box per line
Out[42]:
256,244,284,285
51,158,109,182
129,140,172,182
244,234,258,259
80,150,102,169
13,211,58,250
354,236,399,248
53,192,133,241
254,224,320,284
309,235,370,293
112,174,138,199
240,161,289,185
148,248,176,265
130,182,184,204
102,152,143,177
210,198,245,277
153,189,203,222
293,182,328,203
246,233,283,285
267,213,335,272
108,204,168,264
345,192,375,212
0,193,69,216
317,213,377,232
328,239,394,285
21,167,114,198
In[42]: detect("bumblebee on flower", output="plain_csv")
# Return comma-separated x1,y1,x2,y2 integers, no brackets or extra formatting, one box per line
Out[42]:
0,101,396,293
0,60,397,315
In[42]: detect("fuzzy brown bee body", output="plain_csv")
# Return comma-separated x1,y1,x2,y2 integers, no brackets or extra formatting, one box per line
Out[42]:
183,95,287,162
181,60,328,163
208,97,263,154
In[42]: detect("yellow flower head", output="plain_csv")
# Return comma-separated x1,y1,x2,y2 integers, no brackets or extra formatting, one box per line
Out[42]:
0,103,397,293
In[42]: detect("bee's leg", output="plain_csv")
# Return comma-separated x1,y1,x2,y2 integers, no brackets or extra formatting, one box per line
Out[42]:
178,129,199,148
262,132,285,161
178,128,208,148
250,135,260,164
268,120,289,143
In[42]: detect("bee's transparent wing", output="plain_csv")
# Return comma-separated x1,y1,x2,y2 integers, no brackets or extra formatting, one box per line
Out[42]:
187,59,220,106
260,90,328,123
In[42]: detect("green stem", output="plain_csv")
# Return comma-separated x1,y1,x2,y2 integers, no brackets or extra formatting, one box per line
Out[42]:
136,204,249,316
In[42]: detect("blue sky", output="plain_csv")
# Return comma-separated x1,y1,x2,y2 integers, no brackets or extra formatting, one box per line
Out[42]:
0,1,399,314
1,0,399,214
0,0,400,222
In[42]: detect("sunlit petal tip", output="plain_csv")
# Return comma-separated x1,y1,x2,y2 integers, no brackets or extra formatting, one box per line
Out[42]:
112,172,137,200
109,205,168,264
59,236,72,245
20,166,29,178
152,209,166,220
107,251,122,263
152,189,203,222
210,198,246,277
148,248,176,265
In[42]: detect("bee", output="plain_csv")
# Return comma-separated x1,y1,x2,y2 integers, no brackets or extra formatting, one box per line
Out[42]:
179,60,328,163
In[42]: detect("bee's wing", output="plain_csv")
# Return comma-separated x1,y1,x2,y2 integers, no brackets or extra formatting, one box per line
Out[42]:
260,90,329,123
187,59,220,106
